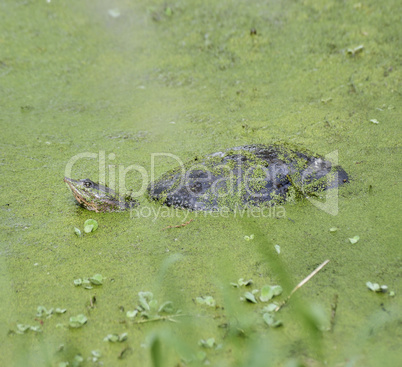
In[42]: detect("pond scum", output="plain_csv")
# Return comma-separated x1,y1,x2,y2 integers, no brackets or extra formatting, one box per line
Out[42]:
8,217,398,367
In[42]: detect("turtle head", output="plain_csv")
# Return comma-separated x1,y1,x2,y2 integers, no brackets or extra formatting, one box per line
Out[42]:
64,177,136,212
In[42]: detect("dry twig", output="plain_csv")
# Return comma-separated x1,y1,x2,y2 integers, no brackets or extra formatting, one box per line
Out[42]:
275,259,330,312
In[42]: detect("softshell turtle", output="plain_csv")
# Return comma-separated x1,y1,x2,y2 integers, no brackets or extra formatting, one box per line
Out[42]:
65,144,348,212
148,144,348,211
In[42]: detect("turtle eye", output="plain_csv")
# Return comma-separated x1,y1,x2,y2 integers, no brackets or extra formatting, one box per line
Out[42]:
84,181,92,188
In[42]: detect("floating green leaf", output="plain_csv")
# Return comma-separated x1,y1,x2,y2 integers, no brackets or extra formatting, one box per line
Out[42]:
329,227,338,232
158,301,173,313
231,278,253,287
262,304,278,313
126,310,138,319
72,355,84,367
16,324,42,334
89,274,103,285
274,244,281,254
104,332,128,342
73,278,82,286
84,225,93,233
17,324,30,333
69,314,87,328
55,308,67,314
92,350,101,358
36,306,53,317
370,119,379,124
138,291,153,311
103,334,119,343
199,337,216,348
260,285,283,302
366,281,388,292
84,219,98,233
244,292,257,303
349,235,360,244
74,227,82,236
263,313,282,328
91,350,102,363
196,296,216,307
80,277,93,289
239,278,253,286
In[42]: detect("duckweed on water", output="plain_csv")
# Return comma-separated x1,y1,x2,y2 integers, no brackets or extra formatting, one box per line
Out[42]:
82,279,93,289
15,324,42,334
74,219,98,235
259,285,283,302
366,282,381,292
69,314,88,328
262,304,278,313
103,332,128,343
73,278,82,286
84,219,98,233
349,235,360,244
366,282,389,293
36,306,66,318
89,273,103,285
74,274,104,288
126,310,138,319
130,292,179,322
90,350,102,363
198,337,216,349
243,291,258,304
2,0,400,364
196,296,216,307
262,313,283,328
157,301,174,314
59,355,84,367
230,278,253,287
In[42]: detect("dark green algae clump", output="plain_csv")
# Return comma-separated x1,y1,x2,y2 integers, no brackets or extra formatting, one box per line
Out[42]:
147,143,349,211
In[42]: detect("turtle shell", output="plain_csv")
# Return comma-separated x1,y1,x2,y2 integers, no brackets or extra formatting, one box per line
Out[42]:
147,144,348,211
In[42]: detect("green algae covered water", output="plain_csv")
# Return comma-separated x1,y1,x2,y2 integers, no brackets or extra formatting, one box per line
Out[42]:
0,1,401,366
